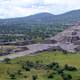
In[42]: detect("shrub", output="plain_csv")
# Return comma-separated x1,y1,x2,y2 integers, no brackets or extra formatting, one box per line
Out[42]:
17,70,22,75
62,50,68,54
61,73,72,80
47,62,60,70
24,75,27,78
67,74,72,79
57,69,64,74
64,64,77,71
26,61,34,68
3,58,11,64
32,75,37,80
9,74,16,79
22,65,30,71
48,73,53,79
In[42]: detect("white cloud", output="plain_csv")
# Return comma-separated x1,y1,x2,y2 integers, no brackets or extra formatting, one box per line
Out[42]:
44,0,80,14
44,0,80,5
0,0,80,18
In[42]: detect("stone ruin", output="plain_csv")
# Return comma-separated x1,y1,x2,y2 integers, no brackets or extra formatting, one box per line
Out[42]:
45,25,80,52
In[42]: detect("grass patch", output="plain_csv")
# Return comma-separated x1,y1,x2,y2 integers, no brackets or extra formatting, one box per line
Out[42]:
0,51,80,80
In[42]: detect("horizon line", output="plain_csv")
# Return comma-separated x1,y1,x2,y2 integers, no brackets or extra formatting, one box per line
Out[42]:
0,9,80,19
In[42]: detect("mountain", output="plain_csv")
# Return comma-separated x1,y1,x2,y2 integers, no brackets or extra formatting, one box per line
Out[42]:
56,9,80,24
0,12,55,25
0,9,79,27
24,9,80,24
1,9,80,25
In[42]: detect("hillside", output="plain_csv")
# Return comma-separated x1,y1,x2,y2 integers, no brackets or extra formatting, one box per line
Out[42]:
1,9,80,25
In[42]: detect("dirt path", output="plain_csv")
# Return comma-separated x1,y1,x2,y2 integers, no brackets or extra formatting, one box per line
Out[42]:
0,43,58,61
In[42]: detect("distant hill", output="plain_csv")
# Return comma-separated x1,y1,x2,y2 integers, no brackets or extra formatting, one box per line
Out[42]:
0,9,80,25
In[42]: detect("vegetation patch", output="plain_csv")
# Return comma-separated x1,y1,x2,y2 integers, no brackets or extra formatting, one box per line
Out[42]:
0,51,80,80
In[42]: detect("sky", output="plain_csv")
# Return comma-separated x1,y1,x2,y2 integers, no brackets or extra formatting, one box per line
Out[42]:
0,0,80,18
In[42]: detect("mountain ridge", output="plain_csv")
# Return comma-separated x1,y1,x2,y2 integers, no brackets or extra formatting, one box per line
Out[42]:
0,9,80,25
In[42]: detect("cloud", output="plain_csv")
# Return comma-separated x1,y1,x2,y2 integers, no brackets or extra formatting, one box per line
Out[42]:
0,0,47,18
0,0,80,18
43,0,80,14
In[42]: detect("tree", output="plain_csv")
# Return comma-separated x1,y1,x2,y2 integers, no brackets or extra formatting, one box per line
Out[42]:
4,58,11,64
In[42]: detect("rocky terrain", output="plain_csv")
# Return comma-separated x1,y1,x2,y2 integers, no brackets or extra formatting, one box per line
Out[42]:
47,23,80,52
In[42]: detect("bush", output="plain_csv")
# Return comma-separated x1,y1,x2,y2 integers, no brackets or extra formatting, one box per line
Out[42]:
32,75,37,80
47,62,60,70
48,73,53,79
57,69,64,74
3,58,11,64
62,50,68,54
9,74,16,79
22,65,30,71
64,64,77,71
24,75,27,78
17,70,22,75
67,74,72,79
26,61,34,68
61,73,72,80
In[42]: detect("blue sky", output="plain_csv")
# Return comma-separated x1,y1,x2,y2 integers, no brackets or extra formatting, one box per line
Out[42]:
0,0,80,18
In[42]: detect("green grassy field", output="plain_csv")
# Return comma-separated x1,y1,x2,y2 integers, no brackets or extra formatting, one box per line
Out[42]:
0,51,80,80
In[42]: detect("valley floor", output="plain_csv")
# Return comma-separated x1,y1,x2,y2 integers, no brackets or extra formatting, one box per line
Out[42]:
0,51,80,80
